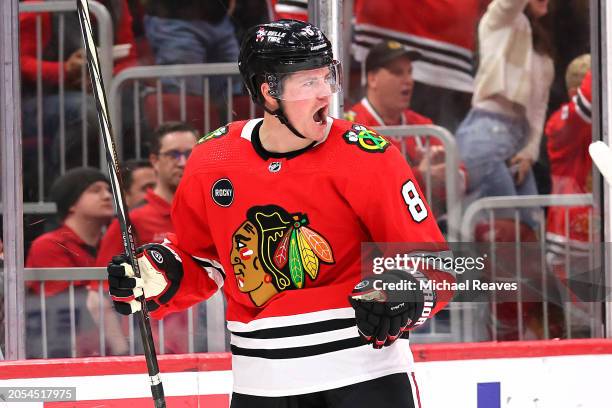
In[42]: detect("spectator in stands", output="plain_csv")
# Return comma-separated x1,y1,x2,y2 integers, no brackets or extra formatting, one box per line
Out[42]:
91,122,198,354
346,40,466,218
545,58,593,338
455,0,554,221
121,159,156,209
26,168,113,296
142,0,240,96
19,0,138,199
24,168,126,356
97,122,198,260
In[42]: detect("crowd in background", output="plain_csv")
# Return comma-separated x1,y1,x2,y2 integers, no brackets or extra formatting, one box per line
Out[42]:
10,0,595,357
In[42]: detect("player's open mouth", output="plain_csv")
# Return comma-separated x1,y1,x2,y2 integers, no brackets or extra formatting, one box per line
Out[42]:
313,105,328,126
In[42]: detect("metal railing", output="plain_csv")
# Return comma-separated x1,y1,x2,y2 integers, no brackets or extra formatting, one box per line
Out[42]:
109,62,250,160
19,0,113,202
459,194,602,342
374,125,462,242
372,125,463,342
22,267,227,358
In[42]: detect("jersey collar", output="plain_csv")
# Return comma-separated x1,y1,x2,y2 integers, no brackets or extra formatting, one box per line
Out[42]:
241,118,334,161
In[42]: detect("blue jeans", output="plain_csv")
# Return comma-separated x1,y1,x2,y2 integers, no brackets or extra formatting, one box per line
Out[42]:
456,109,539,225
144,15,241,96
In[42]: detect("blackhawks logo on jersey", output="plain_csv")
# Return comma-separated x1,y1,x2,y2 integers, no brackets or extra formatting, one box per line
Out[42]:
197,124,229,144
230,205,335,306
343,124,390,153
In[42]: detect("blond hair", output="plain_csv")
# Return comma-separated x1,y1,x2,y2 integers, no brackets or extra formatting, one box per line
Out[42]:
565,54,591,92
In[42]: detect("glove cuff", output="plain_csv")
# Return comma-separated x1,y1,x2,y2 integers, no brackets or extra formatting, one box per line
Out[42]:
387,269,436,329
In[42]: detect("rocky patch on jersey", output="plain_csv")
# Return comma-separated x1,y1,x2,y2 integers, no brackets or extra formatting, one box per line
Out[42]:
230,205,334,306
211,178,234,207
343,124,390,153
197,124,229,145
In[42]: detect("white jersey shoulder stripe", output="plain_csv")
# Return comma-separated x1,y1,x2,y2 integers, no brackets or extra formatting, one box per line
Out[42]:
240,118,264,141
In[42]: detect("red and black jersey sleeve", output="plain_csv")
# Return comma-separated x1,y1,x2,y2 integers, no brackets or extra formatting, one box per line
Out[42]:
339,140,455,318
271,0,308,21
152,172,225,319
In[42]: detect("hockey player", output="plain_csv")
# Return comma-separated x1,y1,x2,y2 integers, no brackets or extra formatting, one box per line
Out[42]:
106,20,454,407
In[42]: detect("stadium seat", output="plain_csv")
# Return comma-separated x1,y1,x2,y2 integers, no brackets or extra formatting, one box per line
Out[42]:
143,92,221,134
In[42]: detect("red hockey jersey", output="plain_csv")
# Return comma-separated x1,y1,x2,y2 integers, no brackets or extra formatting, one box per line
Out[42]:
545,71,593,253
154,118,454,396
353,0,487,93
270,0,308,21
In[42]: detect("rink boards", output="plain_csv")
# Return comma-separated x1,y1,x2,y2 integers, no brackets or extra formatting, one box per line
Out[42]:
1,339,611,407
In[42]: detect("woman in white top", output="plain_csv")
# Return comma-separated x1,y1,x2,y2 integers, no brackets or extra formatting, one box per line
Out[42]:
456,0,554,213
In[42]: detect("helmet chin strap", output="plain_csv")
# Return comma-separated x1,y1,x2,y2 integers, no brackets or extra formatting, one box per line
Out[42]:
263,100,307,140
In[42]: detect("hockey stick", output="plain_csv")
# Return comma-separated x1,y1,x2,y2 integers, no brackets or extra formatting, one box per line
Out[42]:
590,141,612,186
75,1,166,407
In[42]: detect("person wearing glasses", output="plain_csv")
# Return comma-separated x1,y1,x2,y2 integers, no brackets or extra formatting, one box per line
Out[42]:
90,121,198,355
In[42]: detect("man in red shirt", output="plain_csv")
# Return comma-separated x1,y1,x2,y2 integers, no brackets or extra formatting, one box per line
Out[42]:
96,122,198,261
25,167,115,356
347,40,466,217
27,168,113,295
92,122,198,354
120,159,157,209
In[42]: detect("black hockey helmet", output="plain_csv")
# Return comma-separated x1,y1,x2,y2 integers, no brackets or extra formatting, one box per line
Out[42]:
239,19,338,105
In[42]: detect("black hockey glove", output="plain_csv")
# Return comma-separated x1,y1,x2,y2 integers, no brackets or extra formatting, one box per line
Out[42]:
107,243,183,315
349,270,429,349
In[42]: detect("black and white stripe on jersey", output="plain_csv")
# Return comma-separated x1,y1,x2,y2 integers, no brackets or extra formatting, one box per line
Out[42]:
192,256,226,279
353,26,474,76
192,255,226,288
276,0,307,14
232,317,356,339
575,88,592,123
277,0,307,9
231,337,364,359
229,311,369,359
